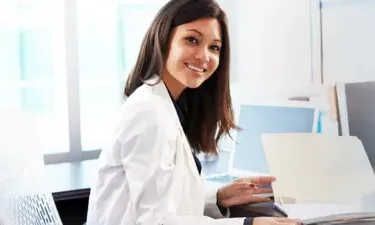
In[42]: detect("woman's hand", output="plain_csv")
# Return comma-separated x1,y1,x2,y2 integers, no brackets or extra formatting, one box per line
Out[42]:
216,176,276,208
253,217,301,225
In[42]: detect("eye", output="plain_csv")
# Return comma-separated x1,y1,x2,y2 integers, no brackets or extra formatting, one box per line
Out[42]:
210,45,221,52
186,36,199,44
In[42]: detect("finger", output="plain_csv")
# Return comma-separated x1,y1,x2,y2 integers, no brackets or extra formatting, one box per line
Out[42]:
231,182,257,190
252,187,273,195
275,217,302,224
236,176,276,185
277,222,301,225
250,176,276,185
219,182,258,200
229,189,264,202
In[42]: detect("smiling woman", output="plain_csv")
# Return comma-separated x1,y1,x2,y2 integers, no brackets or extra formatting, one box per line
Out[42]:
163,18,222,93
86,1,301,225
124,0,235,155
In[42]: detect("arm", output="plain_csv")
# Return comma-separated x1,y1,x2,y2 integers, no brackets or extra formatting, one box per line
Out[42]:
204,188,254,225
116,104,246,225
204,187,230,218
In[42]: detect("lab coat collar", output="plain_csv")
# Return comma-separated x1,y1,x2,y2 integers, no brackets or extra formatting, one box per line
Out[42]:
146,75,202,181
145,75,181,126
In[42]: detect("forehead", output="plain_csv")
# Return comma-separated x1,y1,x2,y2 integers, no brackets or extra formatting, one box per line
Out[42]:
175,18,222,40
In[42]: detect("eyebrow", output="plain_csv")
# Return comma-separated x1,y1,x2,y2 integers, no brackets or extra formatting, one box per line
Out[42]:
186,29,222,43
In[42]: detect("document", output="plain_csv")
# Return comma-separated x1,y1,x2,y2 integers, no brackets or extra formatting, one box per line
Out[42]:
274,200,375,224
262,134,375,223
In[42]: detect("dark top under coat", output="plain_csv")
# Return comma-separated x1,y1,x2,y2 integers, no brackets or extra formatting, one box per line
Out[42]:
166,87,254,225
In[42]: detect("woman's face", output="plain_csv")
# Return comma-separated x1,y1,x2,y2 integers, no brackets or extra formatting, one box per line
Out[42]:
163,18,222,98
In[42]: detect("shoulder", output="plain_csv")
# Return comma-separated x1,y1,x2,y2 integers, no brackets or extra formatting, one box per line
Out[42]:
122,83,165,119
114,84,170,141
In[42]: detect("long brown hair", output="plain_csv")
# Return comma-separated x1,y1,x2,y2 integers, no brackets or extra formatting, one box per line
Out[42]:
124,0,239,155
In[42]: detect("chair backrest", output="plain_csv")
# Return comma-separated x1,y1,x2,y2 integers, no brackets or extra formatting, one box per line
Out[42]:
6,193,62,225
0,108,63,225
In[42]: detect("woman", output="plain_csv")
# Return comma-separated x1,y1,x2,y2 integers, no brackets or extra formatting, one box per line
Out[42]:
86,0,301,224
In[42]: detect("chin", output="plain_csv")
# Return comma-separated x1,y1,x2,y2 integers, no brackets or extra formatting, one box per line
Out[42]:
182,74,207,89
184,80,205,89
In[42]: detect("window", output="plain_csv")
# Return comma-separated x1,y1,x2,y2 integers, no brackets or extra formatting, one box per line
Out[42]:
0,0,231,164
77,1,121,151
77,0,167,151
0,1,69,155
0,0,168,164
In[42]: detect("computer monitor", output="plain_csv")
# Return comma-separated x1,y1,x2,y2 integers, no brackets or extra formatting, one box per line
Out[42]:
231,103,318,174
204,101,318,186
336,81,375,169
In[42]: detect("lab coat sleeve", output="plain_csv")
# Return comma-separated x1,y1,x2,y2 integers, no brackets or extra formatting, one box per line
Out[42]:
204,188,230,218
119,104,246,225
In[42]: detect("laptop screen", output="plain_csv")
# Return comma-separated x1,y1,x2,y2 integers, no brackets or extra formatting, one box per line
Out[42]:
232,105,317,174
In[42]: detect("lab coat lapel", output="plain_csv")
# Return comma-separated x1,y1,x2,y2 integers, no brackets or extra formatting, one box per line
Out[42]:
148,76,202,181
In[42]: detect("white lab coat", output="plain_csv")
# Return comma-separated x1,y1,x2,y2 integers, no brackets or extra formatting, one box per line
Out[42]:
86,76,246,225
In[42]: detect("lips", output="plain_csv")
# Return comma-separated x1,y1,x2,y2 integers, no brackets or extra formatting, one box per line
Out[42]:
185,63,207,73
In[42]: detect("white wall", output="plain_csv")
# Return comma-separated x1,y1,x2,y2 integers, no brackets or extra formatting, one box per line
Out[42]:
216,0,240,85
220,0,325,105
233,0,315,98
322,0,375,84
221,0,339,135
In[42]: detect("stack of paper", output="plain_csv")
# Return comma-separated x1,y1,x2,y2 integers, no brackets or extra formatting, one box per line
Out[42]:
275,201,375,224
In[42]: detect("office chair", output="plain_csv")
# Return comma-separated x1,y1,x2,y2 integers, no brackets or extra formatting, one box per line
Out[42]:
0,109,63,225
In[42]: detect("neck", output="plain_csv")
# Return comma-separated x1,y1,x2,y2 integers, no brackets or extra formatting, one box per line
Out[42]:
162,73,185,100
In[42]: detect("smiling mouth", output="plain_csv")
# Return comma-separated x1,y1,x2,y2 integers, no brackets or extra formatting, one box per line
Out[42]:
185,63,207,73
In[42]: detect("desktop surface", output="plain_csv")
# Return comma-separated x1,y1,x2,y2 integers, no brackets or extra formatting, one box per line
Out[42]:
44,159,98,201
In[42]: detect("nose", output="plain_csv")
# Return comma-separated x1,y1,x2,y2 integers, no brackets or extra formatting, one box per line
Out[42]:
195,47,210,62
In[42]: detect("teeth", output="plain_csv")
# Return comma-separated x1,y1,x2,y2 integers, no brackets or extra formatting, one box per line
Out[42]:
187,64,204,72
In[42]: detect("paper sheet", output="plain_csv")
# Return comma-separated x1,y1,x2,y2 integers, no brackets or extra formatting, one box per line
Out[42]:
262,134,375,205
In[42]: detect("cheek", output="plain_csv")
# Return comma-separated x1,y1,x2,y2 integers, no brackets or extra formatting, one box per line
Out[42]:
210,55,220,72
170,43,188,61
166,46,187,69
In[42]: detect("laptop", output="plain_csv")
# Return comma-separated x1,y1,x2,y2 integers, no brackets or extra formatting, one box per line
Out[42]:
204,100,319,196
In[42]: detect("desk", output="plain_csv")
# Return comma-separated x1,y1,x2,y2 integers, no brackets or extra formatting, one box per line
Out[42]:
45,159,97,202
44,156,283,218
